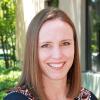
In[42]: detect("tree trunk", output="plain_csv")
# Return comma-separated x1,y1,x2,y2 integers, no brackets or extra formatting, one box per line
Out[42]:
0,35,9,68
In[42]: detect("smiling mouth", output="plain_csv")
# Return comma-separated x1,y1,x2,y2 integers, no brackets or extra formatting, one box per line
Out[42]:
47,62,65,68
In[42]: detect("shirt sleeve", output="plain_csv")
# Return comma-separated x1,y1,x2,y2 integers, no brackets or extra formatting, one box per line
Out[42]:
4,92,29,100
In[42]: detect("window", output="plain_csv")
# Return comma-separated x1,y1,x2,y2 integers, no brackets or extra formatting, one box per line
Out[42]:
86,0,100,72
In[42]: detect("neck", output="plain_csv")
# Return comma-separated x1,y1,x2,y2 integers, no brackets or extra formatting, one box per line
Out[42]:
42,76,68,100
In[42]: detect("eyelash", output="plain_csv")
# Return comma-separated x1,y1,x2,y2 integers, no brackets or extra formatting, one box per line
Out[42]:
41,44,50,48
41,42,71,48
61,42,70,46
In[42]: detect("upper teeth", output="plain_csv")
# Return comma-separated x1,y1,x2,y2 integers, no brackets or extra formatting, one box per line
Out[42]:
48,63,64,68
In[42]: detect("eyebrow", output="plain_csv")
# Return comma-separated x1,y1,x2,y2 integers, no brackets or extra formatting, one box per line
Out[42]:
61,39,73,42
40,39,73,44
39,41,52,44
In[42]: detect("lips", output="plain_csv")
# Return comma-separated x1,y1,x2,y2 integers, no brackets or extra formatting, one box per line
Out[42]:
47,62,65,68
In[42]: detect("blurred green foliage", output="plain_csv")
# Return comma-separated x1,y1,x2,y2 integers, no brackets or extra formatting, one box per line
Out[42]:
0,1,18,99
0,0,16,68
50,0,59,7
0,64,21,99
46,0,59,7
90,0,100,53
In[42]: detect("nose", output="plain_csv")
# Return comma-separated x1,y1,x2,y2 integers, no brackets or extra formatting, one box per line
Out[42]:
51,47,63,59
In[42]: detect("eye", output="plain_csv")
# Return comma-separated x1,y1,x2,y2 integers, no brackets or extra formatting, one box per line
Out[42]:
41,44,51,48
61,42,70,46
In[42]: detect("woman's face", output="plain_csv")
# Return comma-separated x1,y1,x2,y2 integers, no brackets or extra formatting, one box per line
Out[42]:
38,19,74,80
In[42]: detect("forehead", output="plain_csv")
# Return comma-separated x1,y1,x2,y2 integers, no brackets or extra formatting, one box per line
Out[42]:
39,19,74,42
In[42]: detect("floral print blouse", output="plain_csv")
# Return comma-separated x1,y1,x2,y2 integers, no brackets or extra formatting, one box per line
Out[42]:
4,86,98,100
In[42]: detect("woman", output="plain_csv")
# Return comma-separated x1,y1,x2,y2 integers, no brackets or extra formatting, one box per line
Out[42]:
4,7,97,100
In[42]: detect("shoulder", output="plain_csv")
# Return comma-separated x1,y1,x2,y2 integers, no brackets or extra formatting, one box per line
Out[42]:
4,87,34,100
75,87,98,100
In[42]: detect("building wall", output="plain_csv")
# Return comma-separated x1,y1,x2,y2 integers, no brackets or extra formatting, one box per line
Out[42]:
16,0,45,61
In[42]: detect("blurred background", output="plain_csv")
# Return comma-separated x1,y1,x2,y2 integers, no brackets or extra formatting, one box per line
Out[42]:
0,0,100,99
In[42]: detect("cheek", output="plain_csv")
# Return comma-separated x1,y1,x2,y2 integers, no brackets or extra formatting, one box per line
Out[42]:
38,50,50,62
63,47,74,58
68,49,74,57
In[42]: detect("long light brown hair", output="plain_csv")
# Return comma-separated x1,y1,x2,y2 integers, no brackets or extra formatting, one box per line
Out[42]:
18,7,81,100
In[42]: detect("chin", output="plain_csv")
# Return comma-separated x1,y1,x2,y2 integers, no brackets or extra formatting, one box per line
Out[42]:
46,73,67,80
